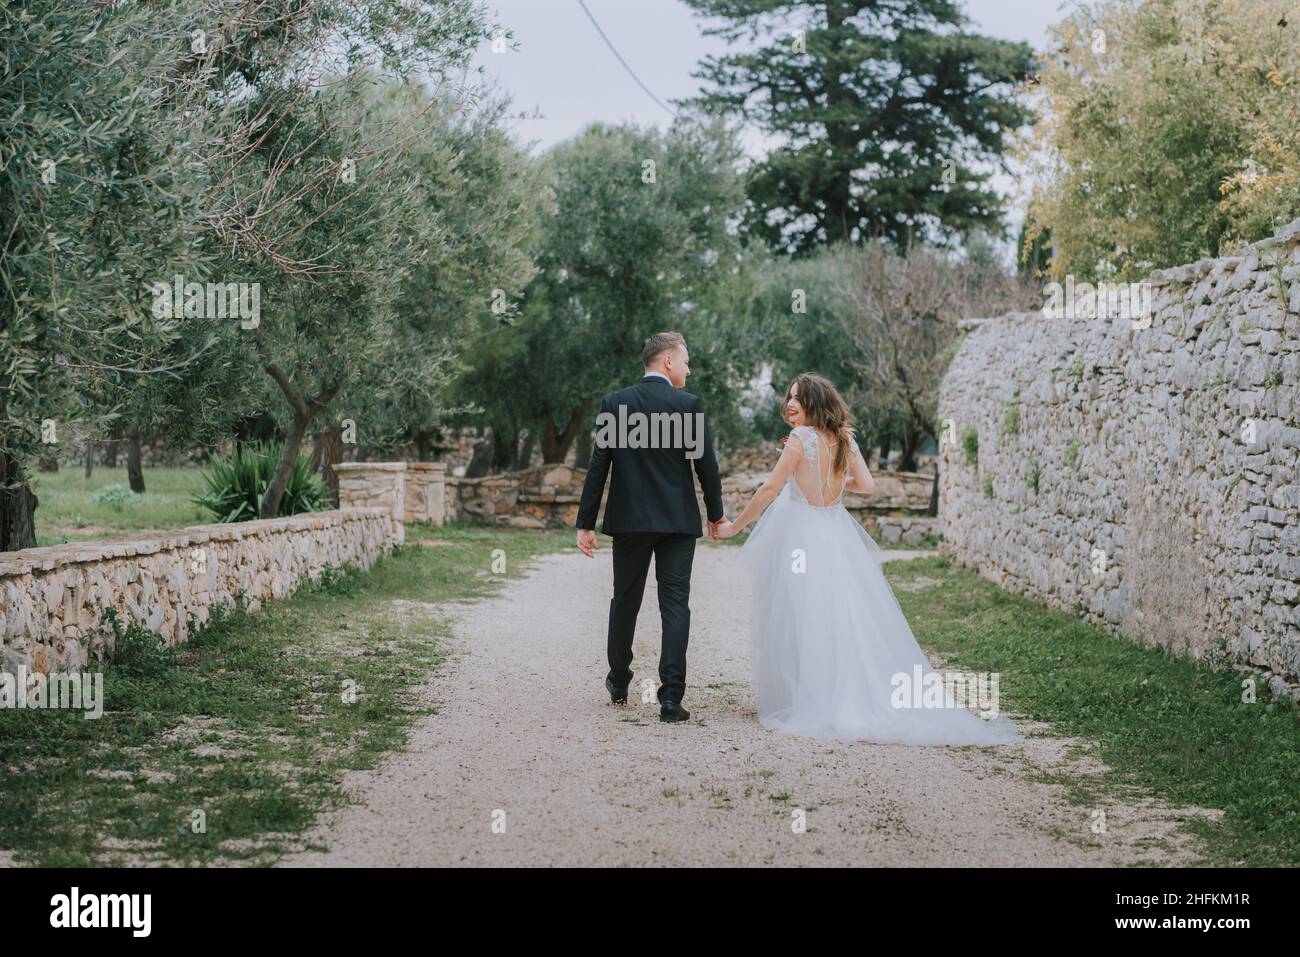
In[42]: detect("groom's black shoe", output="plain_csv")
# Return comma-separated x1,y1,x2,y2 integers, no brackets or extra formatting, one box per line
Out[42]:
605,675,629,705
659,700,690,723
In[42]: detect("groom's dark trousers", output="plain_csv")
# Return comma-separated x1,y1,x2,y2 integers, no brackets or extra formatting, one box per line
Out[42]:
576,374,725,704
608,533,695,702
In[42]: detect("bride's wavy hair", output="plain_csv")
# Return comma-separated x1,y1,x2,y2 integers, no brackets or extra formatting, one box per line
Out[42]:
782,373,855,476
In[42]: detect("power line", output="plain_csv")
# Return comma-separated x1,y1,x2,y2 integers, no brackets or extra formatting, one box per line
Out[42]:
575,0,676,118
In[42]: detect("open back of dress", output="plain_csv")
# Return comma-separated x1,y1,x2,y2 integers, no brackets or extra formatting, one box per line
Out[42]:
788,425,849,507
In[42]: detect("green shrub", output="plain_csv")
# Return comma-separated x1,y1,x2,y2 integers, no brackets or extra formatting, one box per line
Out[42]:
103,608,175,679
91,484,133,512
1273,264,1294,316
304,563,363,597
961,427,979,467
1067,351,1085,381
194,442,329,523
1001,403,1020,436
1026,460,1041,494
917,530,943,548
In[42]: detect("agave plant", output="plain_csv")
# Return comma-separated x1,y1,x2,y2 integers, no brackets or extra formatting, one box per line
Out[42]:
194,443,329,523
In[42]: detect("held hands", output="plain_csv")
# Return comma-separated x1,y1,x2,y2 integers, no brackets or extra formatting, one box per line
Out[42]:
576,528,598,558
708,516,737,540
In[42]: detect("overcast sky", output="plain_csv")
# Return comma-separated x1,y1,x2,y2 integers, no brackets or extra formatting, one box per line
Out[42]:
468,0,1060,150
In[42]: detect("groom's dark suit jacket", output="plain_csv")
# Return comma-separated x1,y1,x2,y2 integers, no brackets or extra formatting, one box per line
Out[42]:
576,375,725,536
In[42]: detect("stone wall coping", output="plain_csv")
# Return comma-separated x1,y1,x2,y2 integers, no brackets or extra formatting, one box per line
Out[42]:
0,507,393,577
957,218,1300,329
448,467,572,484
333,462,408,473
957,311,1042,329
447,474,525,486
334,462,410,473
407,462,446,472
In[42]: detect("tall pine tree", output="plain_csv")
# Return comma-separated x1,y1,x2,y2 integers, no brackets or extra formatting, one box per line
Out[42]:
681,0,1034,253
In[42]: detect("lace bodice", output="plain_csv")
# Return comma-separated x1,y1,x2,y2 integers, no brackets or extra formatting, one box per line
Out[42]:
786,425,857,508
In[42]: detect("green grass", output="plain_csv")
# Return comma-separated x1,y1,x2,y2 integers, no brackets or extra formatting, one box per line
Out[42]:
28,466,210,546
884,555,1300,867
0,523,572,866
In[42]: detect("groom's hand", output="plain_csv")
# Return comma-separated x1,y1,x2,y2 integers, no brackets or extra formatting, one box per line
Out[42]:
576,528,598,558
707,516,728,540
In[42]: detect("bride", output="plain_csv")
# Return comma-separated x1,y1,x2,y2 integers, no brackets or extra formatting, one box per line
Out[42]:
713,373,1023,747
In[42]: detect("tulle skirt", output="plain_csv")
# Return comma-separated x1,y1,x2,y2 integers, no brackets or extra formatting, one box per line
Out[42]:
739,487,1023,747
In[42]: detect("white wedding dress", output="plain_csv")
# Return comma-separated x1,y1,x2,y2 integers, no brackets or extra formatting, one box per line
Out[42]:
739,426,1023,746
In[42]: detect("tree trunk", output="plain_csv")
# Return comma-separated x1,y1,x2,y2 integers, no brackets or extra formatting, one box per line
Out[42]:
318,426,343,507
126,433,145,493
898,428,923,473
260,411,310,519
877,431,892,471
0,450,38,551
259,365,339,519
104,439,118,467
572,427,593,470
516,430,536,471
83,437,94,479
308,428,324,472
415,431,433,463
928,470,939,517
37,453,58,472
492,425,518,472
540,407,587,464
464,432,494,478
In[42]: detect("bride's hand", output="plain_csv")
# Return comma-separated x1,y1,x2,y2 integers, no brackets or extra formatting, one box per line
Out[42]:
715,520,738,540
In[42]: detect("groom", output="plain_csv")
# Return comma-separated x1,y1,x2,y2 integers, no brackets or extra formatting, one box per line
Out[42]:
575,331,725,723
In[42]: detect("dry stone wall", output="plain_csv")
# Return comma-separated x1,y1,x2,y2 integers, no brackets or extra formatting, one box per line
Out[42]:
0,508,397,673
938,219,1300,692
442,457,936,539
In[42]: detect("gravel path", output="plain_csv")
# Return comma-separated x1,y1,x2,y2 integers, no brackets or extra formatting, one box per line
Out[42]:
282,545,1216,867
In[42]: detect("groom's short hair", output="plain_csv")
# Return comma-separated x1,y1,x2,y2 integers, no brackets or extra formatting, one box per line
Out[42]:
643,331,686,367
